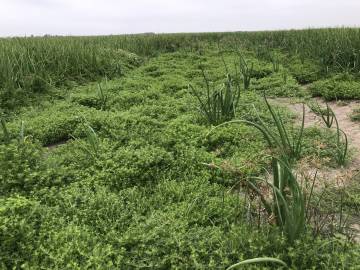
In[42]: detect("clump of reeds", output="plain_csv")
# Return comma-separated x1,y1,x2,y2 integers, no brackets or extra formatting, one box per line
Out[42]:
189,70,241,125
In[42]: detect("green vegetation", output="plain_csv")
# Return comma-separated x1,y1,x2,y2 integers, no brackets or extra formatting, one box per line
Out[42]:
286,57,322,84
189,72,241,125
351,107,360,121
1,29,360,269
209,97,306,244
251,71,302,97
2,27,360,111
307,101,348,165
0,37,143,111
237,52,255,89
309,73,360,100
308,101,335,128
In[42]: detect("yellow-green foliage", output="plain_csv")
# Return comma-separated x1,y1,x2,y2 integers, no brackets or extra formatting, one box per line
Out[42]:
1,41,359,269
251,71,303,97
309,73,360,100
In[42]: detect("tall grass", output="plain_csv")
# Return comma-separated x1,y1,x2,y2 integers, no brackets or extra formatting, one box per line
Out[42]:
225,28,360,73
1,28,360,110
0,37,140,92
0,33,214,110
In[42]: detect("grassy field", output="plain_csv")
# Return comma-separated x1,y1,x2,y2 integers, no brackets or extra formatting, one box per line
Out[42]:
1,28,360,269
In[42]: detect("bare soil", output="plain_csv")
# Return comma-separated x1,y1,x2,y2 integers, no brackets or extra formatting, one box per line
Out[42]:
274,97,360,180
272,94,360,242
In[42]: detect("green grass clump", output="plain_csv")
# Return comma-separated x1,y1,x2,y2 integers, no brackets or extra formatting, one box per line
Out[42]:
0,101,116,146
286,57,322,84
309,73,360,100
237,52,254,89
0,140,44,195
70,83,109,110
0,118,10,144
241,96,305,162
307,101,335,127
189,72,241,125
249,158,306,244
251,71,303,97
221,51,273,85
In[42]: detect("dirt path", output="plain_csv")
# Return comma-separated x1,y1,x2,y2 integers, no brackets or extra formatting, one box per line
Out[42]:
273,96,360,242
274,97,360,173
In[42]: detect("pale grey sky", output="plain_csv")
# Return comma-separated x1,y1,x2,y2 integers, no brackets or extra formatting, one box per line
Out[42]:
1,0,359,36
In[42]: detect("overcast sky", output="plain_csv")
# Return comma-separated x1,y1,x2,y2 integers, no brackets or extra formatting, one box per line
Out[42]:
1,0,359,36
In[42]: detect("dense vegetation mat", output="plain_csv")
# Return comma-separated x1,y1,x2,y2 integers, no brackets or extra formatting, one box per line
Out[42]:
1,48,360,269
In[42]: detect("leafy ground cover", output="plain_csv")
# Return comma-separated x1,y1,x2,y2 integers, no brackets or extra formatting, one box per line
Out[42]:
1,44,360,269
309,73,360,101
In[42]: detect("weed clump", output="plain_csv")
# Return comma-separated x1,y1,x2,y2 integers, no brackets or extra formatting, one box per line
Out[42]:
309,73,360,100
189,71,241,125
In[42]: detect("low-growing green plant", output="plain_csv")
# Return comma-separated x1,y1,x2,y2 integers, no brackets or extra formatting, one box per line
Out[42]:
1,38,359,269
251,72,302,97
189,70,241,125
286,57,321,84
1,118,29,145
309,74,360,100
18,121,26,144
282,70,288,84
0,140,44,195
